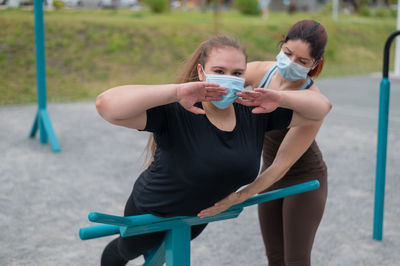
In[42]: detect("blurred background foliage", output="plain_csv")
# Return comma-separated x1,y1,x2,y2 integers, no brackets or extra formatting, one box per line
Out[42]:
0,0,397,105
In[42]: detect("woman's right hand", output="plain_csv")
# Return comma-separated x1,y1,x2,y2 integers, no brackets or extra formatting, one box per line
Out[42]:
176,82,226,114
235,88,281,114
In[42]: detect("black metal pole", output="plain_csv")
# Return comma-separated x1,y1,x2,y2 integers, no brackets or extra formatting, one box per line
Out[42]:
382,31,400,78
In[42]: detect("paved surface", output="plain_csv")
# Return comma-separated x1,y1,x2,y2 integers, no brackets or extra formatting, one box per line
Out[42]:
1,75,400,266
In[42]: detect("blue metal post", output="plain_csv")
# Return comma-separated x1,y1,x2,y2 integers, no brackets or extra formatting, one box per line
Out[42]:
33,0,46,111
79,224,120,240
143,242,165,266
373,78,390,241
373,78,390,240
373,31,400,240
165,225,191,266
30,0,60,152
234,180,319,209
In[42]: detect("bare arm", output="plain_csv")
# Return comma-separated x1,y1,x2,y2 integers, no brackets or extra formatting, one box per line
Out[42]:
280,86,332,124
235,85,332,126
244,61,275,87
236,122,322,200
95,82,226,129
96,84,179,130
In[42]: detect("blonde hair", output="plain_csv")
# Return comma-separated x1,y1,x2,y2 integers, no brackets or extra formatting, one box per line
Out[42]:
145,36,247,167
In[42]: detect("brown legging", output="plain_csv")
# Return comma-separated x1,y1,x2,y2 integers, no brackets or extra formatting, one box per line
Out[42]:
257,173,327,266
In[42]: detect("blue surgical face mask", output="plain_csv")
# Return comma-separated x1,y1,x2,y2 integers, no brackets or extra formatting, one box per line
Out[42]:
201,65,245,109
276,50,311,81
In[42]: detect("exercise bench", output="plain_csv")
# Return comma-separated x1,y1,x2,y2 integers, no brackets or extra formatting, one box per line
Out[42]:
79,180,320,266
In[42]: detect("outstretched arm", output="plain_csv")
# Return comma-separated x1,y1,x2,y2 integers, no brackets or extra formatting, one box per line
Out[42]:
198,121,322,218
236,86,332,124
278,87,332,122
95,82,226,129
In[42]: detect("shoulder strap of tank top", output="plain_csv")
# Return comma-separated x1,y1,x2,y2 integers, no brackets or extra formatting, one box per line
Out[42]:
258,64,278,88
300,78,314,90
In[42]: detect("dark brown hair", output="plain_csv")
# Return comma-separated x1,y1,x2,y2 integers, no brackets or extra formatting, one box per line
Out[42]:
145,36,247,166
281,20,328,78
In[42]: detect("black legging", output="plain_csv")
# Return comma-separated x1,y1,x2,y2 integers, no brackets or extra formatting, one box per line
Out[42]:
257,172,328,266
101,193,208,266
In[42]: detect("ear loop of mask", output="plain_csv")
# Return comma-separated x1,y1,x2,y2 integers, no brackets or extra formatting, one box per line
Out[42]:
312,58,320,69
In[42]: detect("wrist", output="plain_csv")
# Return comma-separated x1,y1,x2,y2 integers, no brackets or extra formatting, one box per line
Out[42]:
276,90,286,107
235,190,249,204
174,83,183,102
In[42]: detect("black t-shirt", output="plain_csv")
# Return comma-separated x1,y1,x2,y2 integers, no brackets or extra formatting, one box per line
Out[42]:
132,102,293,217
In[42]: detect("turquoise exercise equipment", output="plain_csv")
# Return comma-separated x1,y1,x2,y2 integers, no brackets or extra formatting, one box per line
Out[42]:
29,0,60,152
373,30,400,241
80,180,320,265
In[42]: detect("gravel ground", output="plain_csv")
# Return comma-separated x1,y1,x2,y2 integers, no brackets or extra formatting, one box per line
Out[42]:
1,75,399,266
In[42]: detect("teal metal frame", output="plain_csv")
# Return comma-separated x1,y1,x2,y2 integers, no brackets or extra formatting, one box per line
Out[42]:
29,0,60,152
373,30,400,240
79,180,320,265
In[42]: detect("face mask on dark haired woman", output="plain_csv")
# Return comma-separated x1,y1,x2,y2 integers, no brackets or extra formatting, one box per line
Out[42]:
276,50,310,81
201,66,245,109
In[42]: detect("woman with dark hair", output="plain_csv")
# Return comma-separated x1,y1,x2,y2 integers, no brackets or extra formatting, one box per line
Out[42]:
96,34,331,265
200,20,329,266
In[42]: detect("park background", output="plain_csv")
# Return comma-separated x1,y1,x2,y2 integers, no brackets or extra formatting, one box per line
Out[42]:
0,0,398,105
1,0,400,266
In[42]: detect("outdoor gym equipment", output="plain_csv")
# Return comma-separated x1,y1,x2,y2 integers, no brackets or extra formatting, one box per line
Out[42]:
79,180,319,266
373,30,400,241
30,0,60,152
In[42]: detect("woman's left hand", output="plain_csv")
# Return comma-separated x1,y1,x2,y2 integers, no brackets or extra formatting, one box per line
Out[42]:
235,88,281,114
197,192,243,218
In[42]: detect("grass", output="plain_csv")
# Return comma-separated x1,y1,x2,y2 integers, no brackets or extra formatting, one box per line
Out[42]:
0,8,396,105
